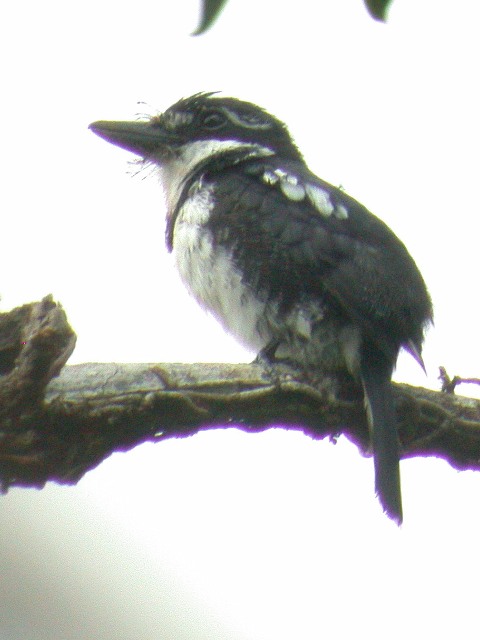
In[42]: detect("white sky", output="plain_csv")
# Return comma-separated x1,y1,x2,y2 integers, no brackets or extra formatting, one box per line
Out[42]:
1,0,479,638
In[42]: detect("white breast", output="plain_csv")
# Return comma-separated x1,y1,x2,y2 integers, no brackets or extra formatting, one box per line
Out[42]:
157,139,273,215
167,168,359,373
172,185,271,352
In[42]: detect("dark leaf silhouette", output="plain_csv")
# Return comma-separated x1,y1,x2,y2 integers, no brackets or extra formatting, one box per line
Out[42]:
193,0,228,35
193,0,394,35
364,0,392,21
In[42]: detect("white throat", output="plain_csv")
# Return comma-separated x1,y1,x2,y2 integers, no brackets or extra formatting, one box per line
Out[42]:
155,139,273,214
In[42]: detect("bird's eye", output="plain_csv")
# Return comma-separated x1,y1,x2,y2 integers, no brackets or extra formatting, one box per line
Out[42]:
201,110,227,129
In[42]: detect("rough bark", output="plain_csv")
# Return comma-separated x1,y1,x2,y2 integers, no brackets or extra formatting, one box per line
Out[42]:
0,298,479,492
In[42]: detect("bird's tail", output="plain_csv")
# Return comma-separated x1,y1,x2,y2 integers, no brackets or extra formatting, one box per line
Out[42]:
360,349,402,525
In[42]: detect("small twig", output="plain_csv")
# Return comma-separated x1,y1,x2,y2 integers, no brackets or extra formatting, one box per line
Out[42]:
439,366,480,394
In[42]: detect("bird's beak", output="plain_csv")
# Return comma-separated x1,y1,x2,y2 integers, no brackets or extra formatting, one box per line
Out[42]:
89,120,177,157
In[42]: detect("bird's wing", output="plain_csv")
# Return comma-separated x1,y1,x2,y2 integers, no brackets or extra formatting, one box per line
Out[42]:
208,159,430,359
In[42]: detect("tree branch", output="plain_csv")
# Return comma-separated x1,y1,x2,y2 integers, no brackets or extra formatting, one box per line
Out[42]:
0,298,479,492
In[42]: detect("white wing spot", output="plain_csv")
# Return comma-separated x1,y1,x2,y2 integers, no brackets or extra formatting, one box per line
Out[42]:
334,204,349,220
262,170,279,185
280,178,306,201
305,183,334,217
262,168,307,201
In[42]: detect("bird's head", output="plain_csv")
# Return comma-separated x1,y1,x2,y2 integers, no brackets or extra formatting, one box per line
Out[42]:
90,92,303,172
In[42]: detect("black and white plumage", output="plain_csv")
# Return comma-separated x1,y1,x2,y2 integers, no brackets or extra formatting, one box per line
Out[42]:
90,92,432,524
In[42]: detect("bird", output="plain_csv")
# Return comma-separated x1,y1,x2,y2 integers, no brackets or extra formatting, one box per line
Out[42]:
90,92,432,524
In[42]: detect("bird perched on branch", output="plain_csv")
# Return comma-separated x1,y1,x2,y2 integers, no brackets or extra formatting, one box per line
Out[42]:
90,92,432,524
